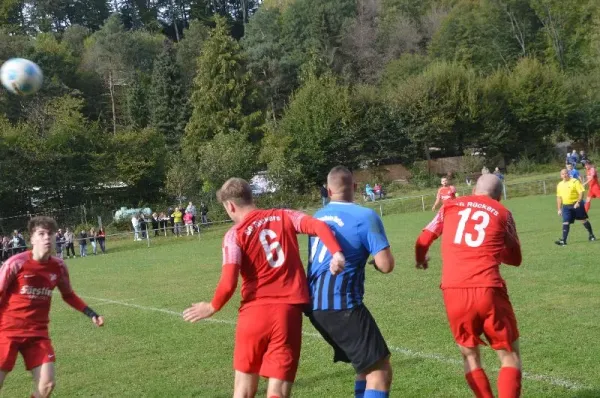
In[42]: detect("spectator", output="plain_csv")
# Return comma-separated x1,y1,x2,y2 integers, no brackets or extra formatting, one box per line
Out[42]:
186,201,197,230
580,150,589,167
493,167,505,181
55,229,65,259
139,213,148,239
64,228,75,258
200,202,208,225
184,211,194,236
131,214,141,241
78,229,88,257
365,183,375,201
320,183,329,207
159,212,169,235
1,236,9,262
167,206,175,234
374,183,385,199
152,212,160,236
171,207,183,237
566,149,579,167
89,227,97,255
97,227,106,254
481,166,490,174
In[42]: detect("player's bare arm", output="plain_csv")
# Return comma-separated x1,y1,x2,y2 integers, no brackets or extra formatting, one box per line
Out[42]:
369,247,395,273
557,196,562,215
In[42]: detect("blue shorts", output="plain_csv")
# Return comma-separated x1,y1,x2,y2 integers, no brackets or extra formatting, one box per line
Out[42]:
562,203,588,224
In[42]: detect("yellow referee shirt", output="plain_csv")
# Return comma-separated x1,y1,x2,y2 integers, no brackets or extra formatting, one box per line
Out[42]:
557,179,584,205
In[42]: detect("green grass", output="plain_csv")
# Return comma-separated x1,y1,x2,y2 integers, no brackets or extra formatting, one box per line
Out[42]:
2,195,600,397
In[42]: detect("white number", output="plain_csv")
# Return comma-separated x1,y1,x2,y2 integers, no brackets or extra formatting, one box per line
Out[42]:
260,229,285,268
453,208,490,248
309,231,335,263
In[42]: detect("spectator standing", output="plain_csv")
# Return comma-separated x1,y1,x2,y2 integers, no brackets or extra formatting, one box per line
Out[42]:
97,227,106,253
320,183,329,207
152,213,160,236
78,229,88,257
171,207,183,237
89,227,97,255
566,150,579,168
139,213,148,239
184,212,194,236
580,150,589,167
64,228,75,258
200,202,208,225
186,202,197,231
131,215,141,241
55,229,65,259
159,212,169,235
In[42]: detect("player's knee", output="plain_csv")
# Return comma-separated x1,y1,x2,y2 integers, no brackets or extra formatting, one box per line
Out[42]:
38,379,55,397
364,356,393,389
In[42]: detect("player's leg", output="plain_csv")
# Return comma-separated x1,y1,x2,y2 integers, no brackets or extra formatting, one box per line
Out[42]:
556,206,573,245
233,371,259,398
443,289,493,398
22,338,56,398
261,304,303,398
31,363,55,398
0,336,19,391
357,355,392,397
233,306,268,398
482,288,522,398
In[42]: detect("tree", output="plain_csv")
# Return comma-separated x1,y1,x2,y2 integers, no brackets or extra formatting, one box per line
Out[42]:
184,15,262,158
165,155,198,203
262,73,357,192
149,40,188,150
176,20,209,87
112,127,167,202
127,73,149,129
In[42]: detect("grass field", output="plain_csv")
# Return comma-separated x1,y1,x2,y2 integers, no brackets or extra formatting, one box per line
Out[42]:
2,194,600,397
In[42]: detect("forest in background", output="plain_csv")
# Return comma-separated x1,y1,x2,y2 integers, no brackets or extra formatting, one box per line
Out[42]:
1,0,600,216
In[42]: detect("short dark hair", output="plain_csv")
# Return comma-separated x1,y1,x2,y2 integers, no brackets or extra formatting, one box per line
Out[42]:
217,178,253,206
28,216,58,236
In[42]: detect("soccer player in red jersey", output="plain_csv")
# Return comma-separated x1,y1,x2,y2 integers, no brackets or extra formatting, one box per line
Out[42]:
0,216,104,398
583,161,600,213
432,177,457,211
183,178,345,398
414,174,523,398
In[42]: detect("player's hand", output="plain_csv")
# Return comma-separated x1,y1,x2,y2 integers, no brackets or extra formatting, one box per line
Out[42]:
557,209,562,216
431,206,436,212
329,252,346,275
92,316,104,327
574,202,580,209
183,302,215,322
415,256,429,270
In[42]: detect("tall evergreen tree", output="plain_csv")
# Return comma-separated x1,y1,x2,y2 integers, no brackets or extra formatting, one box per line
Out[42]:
184,15,262,159
149,40,188,150
127,73,149,129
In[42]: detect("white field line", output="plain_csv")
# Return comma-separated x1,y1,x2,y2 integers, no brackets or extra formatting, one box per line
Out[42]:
81,296,588,391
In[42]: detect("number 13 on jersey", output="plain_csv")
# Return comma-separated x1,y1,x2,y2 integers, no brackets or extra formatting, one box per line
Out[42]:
453,208,490,248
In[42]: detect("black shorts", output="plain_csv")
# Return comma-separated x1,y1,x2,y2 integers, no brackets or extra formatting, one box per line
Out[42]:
308,305,390,374
562,203,588,224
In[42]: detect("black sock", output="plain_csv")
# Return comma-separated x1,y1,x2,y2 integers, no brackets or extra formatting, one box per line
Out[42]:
562,224,570,242
583,221,594,236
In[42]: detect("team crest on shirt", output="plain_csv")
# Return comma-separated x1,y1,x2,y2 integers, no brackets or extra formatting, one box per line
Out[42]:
50,273,57,281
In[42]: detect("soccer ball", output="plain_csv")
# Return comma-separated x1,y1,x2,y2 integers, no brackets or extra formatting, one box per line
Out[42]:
0,58,43,96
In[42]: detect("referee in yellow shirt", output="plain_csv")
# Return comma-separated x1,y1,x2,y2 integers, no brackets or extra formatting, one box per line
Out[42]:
556,168,596,246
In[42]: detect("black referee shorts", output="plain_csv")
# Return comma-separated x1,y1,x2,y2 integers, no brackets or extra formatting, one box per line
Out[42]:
308,305,390,374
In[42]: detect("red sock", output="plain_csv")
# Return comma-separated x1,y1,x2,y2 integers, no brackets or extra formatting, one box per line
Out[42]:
498,367,522,398
465,368,494,398
585,201,591,213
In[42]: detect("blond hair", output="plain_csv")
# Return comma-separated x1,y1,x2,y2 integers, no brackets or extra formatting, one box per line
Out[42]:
217,178,253,206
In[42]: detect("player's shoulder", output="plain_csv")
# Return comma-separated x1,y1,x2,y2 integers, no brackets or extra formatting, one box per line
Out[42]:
2,251,29,271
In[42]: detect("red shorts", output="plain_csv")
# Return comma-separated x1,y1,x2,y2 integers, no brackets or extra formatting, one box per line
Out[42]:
443,287,519,351
588,184,600,199
0,336,55,372
234,303,303,382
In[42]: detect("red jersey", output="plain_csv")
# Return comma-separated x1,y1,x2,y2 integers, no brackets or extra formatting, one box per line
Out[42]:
437,186,457,202
222,209,316,310
587,167,598,187
421,195,521,289
0,251,87,337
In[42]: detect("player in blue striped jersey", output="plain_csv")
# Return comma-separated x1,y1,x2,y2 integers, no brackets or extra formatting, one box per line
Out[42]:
307,166,395,398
